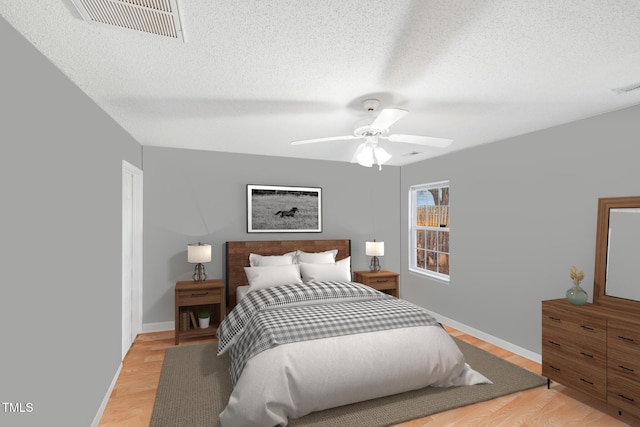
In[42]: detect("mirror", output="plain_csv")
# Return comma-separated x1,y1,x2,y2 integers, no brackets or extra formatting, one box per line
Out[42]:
606,208,640,300
593,196,640,313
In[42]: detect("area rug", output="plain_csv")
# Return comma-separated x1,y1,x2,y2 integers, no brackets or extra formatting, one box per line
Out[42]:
149,338,546,427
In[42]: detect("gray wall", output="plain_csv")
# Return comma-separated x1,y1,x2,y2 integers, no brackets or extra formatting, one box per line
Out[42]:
401,104,640,354
143,147,401,324
0,17,142,427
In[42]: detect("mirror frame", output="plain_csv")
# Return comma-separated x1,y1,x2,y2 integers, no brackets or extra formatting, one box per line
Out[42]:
593,195,640,314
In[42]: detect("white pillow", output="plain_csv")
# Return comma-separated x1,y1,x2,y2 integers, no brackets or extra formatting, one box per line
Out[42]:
236,285,251,303
244,264,302,291
300,257,351,282
248,253,294,267
296,249,338,264
284,251,297,262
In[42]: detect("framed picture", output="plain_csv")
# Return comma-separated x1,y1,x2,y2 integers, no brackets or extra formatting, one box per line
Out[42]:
247,184,322,233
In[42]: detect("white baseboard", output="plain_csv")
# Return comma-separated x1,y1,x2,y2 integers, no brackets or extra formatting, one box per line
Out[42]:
91,362,122,427
425,309,542,364
142,321,174,333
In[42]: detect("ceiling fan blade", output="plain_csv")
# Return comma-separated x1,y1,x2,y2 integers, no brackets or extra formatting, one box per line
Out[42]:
385,134,453,147
291,135,359,145
370,108,408,131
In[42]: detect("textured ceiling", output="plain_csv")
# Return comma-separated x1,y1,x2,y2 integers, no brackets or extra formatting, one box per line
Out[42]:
2,0,640,166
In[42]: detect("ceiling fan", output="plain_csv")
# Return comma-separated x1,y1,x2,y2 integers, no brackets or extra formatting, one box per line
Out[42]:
291,99,453,170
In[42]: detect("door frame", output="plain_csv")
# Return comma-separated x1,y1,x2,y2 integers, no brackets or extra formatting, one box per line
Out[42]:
122,160,143,360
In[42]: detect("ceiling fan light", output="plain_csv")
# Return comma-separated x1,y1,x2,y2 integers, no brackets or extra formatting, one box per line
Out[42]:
374,146,391,165
356,145,374,167
372,146,391,171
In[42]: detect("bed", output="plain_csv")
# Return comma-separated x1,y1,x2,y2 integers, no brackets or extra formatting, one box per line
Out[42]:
218,239,490,427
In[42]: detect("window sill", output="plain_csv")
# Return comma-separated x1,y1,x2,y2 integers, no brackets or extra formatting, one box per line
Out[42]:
408,268,450,285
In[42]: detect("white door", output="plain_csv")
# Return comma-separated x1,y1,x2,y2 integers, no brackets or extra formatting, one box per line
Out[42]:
122,161,143,360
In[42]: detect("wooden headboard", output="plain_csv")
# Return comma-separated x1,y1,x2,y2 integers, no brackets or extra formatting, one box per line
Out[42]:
225,239,351,309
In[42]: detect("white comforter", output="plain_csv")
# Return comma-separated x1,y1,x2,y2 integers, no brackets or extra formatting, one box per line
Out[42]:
219,287,490,427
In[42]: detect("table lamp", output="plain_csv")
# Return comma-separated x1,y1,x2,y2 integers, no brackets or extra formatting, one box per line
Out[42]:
188,242,211,282
366,240,384,272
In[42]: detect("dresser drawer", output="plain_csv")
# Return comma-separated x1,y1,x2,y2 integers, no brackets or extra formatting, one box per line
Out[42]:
177,288,221,305
608,371,640,418
363,276,397,290
542,307,606,336
542,336,606,368
543,353,606,400
608,320,640,354
608,349,640,385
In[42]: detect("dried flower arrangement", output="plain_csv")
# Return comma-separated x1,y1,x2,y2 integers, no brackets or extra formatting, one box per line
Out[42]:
570,266,584,286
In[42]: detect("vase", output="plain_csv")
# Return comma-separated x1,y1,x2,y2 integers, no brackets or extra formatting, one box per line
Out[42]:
198,317,210,328
566,282,588,305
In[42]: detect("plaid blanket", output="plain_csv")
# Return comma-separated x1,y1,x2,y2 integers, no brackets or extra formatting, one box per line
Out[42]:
217,280,391,355
219,282,440,386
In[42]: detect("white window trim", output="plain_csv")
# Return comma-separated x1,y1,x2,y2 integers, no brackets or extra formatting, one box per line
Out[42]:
408,180,450,283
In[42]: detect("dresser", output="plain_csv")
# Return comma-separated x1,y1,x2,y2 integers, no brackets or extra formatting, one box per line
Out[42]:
542,298,640,418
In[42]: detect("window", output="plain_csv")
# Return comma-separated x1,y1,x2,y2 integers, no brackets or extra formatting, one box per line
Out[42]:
409,181,450,281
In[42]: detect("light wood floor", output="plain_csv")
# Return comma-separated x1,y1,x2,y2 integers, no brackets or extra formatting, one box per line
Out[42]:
98,326,639,427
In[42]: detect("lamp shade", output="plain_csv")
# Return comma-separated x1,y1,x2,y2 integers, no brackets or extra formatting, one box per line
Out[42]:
187,243,211,263
355,143,374,167
373,146,391,165
365,241,384,257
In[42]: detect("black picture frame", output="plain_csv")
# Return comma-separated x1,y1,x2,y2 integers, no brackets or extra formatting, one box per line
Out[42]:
247,184,322,233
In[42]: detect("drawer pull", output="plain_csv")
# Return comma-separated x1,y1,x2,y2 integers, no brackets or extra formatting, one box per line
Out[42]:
618,394,635,403
375,279,390,283
580,378,594,386
580,352,594,359
549,365,560,372
548,340,561,347
191,292,209,297
580,325,595,332
618,335,635,343
549,316,561,322
619,365,635,373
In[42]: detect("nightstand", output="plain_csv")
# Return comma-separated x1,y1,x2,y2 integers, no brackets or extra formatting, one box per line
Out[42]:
174,279,225,345
353,270,399,297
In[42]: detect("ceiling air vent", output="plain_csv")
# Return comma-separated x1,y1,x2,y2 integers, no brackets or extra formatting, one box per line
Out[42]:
612,81,640,94
71,0,185,42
